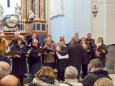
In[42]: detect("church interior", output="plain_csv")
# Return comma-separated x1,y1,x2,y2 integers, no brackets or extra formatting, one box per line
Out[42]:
0,0,115,86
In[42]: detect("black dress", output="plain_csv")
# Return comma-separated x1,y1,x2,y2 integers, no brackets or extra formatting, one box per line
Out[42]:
28,46,42,76
57,45,68,81
11,44,27,84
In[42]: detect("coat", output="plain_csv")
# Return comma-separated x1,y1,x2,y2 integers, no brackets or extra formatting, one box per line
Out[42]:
59,79,83,86
32,77,59,86
81,69,111,86
11,44,27,77
58,42,84,73
28,46,42,75
96,44,107,67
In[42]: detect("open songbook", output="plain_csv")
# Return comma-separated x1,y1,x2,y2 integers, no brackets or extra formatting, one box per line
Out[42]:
6,49,16,56
56,52,69,59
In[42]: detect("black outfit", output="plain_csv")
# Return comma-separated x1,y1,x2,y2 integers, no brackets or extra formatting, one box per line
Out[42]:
96,44,107,67
57,45,68,81
82,45,91,78
86,38,96,59
82,69,111,86
28,46,42,76
11,44,27,85
58,42,84,78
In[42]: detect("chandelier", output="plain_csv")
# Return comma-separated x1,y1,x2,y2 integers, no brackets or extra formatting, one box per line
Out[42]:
92,0,98,18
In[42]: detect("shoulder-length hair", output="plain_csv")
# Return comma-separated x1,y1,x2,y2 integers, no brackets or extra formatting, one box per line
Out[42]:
15,37,23,45
97,37,104,44
35,66,55,79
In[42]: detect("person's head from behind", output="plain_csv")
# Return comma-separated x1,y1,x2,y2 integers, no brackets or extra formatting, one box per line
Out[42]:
64,66,78,79
94,78,114,86
0,61,10,78
0,75,21,86
89,59,103,72
35,66,55,79
70,37,78,45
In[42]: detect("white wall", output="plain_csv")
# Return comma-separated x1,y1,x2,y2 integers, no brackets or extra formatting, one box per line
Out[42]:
92,0,107,44
50,0,75,43
92,0,115,45
106,0,115,45
50,0,92,43
75,0,91,38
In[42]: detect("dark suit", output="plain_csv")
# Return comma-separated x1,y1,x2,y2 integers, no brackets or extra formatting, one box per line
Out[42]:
58,42,84,78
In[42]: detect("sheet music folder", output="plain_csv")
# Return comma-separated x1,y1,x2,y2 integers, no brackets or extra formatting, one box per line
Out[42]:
56,52,69,59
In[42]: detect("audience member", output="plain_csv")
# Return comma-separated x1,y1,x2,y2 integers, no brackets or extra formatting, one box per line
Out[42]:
0,61,10,79
59,66,83,86
94,78,114,86
30,66,58,86
82,59,111,86
0,75,21,86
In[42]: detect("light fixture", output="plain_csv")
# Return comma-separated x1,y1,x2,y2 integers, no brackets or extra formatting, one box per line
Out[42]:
92,0,98,18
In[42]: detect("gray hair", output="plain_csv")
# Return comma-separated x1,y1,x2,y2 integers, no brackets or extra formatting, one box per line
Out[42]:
94,78,114,86
65,66,78,79
0,61,10,78
89,59,103,69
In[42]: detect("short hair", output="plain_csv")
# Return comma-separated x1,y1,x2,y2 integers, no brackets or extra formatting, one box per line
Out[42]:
35,66,55,79
70,37,78,44
14,31,20,35
94,78,114,86
0,61,10,78
64,66,78,79
87,33,91,36
32,39,38,43
89,59,103,69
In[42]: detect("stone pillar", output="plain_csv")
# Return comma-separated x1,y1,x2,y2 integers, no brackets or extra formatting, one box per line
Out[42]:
35,0,40,20
21,0,27,21
40,0,45,20
29,0,33,11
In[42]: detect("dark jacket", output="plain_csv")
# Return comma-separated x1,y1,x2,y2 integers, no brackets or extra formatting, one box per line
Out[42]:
30,76,58,86
82,69,111,86
58,42,84,73
96,44,107,67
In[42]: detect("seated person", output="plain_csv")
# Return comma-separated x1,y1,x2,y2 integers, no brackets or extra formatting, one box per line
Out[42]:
0,61,11,79
59,66,83,86
94,78,114,86
82,59,112,86
0,75,21,86
30,66,58,86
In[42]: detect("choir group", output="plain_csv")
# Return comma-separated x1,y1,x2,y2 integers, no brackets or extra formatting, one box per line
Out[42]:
0,32,108,86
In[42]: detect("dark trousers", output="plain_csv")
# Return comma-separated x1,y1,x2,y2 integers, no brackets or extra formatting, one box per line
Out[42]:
58,70,65,81
82,64,88,78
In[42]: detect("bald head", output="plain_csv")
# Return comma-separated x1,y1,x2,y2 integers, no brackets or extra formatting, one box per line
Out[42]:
0,61,10,78
0,75,21,86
